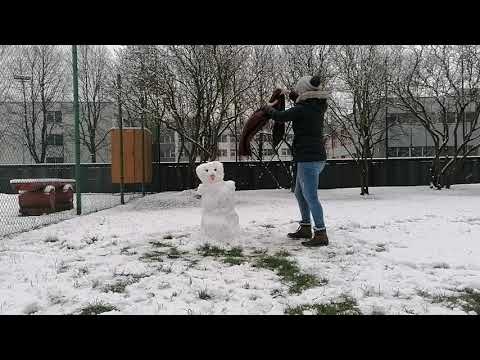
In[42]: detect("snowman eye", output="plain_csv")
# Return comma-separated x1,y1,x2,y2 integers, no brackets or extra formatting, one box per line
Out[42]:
205,169,208,172
214,168,217,171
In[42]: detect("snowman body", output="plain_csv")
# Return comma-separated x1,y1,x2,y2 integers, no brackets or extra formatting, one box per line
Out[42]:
196,161,239,242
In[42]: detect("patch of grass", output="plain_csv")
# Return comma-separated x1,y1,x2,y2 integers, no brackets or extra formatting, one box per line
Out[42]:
150,241,170,248
56,261,69,274
45,235,59,243
417,288,480,314
223,256,247,266
285,296,361,315
254,253,324,294
198,244,226,257
48,294,67,305
120,247,137,256
167,247,183,259
159,265,173,274
227,247,243,257
139,250,165,262
79,301,118,315
198,289,212,300
198,245,244,267
252,248,267,256
275,250,290,257
197,244,243,257
103,278,137,293
86,236,99,244
432,262,450,269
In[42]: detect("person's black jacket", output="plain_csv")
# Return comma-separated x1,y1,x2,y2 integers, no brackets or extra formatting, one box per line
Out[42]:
265,97,328,162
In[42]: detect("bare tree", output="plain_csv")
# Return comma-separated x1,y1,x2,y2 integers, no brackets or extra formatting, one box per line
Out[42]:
76,45,113,163
7,45,68,163
389,45,480,189
329,45,391,195
0,45,13,144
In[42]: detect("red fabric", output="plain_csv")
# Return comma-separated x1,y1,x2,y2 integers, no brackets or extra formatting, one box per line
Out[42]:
239,89,285,156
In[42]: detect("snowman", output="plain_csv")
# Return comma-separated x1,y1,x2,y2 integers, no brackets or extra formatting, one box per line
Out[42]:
195,161,239,243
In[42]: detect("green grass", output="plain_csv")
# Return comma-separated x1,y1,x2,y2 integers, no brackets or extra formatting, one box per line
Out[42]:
102,278,138,293
285,296,362,315
139,250,166,262
167,247,184,259
223,256,247,266
120,247,137,256
254,252,325,294
149,241,170,248
198,245,245,266
79,301,118,315
198,289,212,300
197,244,244,257
275,250,291,257
417,288,480,314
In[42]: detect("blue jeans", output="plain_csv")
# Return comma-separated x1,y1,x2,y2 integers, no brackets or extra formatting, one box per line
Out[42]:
294,161,326,231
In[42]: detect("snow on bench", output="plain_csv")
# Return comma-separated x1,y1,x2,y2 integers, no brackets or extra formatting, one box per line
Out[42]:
10,179,76,184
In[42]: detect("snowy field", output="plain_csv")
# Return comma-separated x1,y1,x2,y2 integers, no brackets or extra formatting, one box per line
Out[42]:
1,185,479,315
0,193,139,237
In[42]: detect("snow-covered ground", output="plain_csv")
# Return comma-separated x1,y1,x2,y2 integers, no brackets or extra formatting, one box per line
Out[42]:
0,193,139,237
1,185,479,315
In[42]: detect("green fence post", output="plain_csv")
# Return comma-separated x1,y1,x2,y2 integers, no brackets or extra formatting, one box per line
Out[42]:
72,45,82,215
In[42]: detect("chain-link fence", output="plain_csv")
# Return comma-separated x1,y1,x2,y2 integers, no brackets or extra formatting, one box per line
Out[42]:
0,45,147,238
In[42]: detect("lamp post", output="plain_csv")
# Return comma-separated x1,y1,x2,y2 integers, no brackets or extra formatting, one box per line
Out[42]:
13,74,31,165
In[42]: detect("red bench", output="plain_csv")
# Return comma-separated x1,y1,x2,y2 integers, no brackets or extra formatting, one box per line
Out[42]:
10,179,76,216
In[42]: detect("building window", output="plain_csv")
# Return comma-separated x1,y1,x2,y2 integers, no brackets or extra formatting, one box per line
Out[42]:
286,134,294,142
281,148,292,156
220,135,229,143
387,114,399,125
47,134,64,146
423,146,435,156
262,148,274,156
46,112,55,123
398,113,417,124
465,112,475,122
230,149,236,157
218,149,228,157
441,146,456,156
262,134,272,142
46,157,64,163
160,148,175,158
55,111,62,123
159,134,174,143
446,112,456,123
387,147,398,157
411,146,423,157
397,147,410,157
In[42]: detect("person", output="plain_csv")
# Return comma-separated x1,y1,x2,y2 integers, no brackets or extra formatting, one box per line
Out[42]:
263,75,330,247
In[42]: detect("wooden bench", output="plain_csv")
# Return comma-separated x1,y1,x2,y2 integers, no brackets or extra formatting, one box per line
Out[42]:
10,179,76,216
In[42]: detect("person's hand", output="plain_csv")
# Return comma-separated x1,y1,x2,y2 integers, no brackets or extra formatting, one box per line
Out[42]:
267,99,278,107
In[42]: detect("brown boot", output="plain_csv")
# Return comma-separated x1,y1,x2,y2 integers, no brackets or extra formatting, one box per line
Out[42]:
287,224,312,239
302,229,329,247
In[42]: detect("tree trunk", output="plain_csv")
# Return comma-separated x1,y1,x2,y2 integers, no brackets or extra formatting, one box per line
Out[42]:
360,159,369,195
430,155,443,189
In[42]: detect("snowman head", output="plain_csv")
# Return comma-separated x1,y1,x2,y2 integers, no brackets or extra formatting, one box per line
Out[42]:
196,161,224,185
